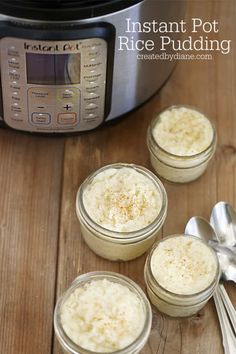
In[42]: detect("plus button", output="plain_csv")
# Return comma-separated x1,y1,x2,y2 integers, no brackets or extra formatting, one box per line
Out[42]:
63,104,72,111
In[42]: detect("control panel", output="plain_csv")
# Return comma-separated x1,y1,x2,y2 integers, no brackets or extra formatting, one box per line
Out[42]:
0,37,107,132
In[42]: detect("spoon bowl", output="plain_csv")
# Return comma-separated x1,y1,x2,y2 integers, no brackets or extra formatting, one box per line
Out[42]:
185,216,216,242
185,216,236,282
210,201,236,247
209,242,236,282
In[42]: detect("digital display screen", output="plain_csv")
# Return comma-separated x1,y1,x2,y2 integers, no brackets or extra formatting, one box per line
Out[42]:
26,53,81,85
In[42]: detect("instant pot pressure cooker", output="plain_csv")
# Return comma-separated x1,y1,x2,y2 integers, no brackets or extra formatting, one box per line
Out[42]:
0,0,185,134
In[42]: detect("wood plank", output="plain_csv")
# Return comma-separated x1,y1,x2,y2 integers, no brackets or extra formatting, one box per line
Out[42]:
0,130,64,354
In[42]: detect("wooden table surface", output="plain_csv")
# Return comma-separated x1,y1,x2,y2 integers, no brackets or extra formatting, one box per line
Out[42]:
0,1,235,353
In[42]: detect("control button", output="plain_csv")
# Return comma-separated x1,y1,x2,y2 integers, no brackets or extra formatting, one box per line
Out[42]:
9,70,20,81
84,93,100,101
7,46,19,57
91,42,103,48
85,83,99,93
12,113,21,119
84,73,101,82
12,91,20,101
84,62,102,69
58,89,75,100
11,113,23,122
86,46,101,59
11,103,22,113
86,81,98,86
9,69,18,74
28,88,51,103
57,113,78,125
85,113,98,120
31,113,51,125
85,103,98,110
62,103,73,111
85,68,96,75
29,89,50,99
8,58,20,69
89,57,97,64
10,82,20,88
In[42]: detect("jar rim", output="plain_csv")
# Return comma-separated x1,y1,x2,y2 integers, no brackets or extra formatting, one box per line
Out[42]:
76,163,168,243
148,104,217,160
54,271,152,354
145,234,220,300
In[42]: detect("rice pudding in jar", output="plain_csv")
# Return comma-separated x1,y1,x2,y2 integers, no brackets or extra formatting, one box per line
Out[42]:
147,105,217,183
76,163,167,261
54,272,152,354
144,234,220,317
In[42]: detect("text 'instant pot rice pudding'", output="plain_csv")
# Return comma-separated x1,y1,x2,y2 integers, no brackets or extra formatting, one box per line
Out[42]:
144,235,220,317
76,163,167,261
147,105,217,183
54,272,152,354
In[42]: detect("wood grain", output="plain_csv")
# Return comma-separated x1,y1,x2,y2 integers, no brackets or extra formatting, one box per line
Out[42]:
0,1,235,354
0,131,64,354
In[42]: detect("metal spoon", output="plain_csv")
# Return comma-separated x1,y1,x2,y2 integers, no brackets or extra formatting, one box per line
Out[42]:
185,217,236,282
185,217,236,325
210,202,236,335
210,201,236,247
209,243,236,282
185,217,236,353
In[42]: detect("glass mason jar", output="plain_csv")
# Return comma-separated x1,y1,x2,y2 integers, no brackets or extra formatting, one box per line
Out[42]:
144,235,220,317
76,163,168,261
147,105,217,183
54,271,152,354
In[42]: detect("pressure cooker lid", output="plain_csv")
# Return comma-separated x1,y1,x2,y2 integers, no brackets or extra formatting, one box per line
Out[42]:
0,0,143,21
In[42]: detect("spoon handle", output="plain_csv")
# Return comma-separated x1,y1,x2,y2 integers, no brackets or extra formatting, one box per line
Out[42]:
214,287,236,354
219,284,236,330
